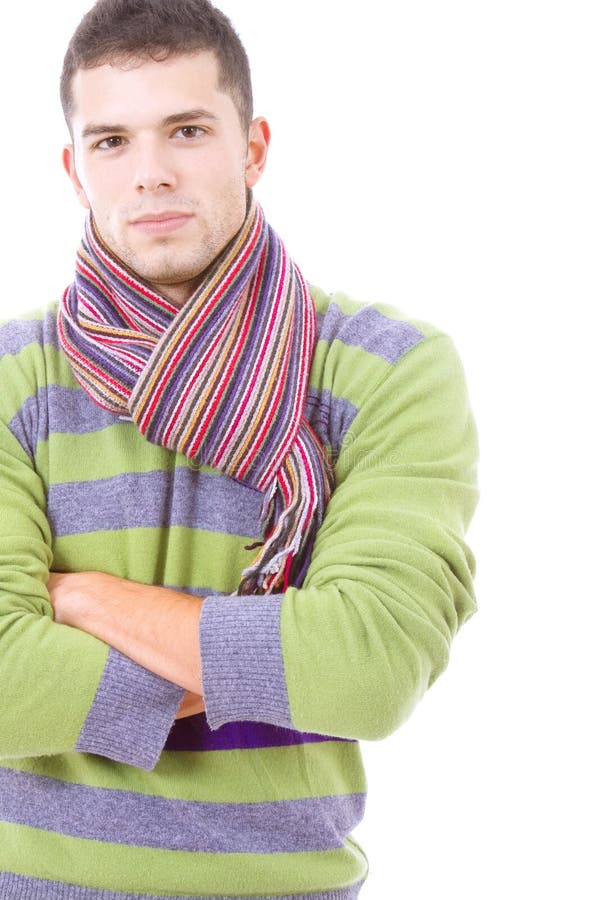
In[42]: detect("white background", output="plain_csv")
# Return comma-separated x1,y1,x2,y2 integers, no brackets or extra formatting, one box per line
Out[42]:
2,2,598,897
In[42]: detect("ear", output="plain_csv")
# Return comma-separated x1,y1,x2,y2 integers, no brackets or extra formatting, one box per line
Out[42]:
245,117,271,189
62,144,91,210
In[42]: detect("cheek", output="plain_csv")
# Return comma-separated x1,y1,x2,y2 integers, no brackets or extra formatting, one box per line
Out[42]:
78,161,125,212
199,148,247,188
83,185,123,225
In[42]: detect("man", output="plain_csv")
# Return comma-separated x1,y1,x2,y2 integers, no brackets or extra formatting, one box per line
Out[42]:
0,1,478,897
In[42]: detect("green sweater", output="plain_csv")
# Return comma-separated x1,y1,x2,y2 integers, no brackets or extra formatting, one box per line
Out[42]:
0,287,478,899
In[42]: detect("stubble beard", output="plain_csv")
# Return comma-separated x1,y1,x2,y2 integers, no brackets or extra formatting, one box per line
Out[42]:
94,183,248,303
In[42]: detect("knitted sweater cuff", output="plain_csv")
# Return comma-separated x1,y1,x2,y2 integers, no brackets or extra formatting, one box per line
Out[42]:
76,648,185,770
200,594,293,731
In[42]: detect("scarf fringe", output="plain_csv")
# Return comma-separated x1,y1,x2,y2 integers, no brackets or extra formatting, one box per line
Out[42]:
239,424,334,594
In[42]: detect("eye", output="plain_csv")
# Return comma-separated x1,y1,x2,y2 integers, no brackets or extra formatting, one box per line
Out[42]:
96,136,125,151
175,126,205,139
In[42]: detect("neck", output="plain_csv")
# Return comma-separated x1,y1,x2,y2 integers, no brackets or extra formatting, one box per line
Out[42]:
148,275,203,309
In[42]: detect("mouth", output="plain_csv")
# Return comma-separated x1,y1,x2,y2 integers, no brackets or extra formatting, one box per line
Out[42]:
130,211,194,236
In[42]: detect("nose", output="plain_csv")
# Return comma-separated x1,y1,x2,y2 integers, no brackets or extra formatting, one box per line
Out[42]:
133,139,176,193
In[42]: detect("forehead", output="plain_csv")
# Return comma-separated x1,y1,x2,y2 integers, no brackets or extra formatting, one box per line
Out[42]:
70,51,232,129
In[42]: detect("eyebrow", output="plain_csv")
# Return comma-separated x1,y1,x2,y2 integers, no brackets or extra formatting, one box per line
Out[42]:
81,107,219,140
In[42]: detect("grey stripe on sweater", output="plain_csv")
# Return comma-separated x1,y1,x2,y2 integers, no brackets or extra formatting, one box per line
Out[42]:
0,768,365,854
47,468,264,539
0,873,364,900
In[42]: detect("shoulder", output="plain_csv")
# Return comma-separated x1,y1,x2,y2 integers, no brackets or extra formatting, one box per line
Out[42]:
0,301,60,360
307,286,471,465
0,302,67,432
311,285,432,365
308,284,464,395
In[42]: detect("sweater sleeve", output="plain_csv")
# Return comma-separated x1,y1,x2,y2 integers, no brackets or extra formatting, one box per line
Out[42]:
0,335,184,770
200,330,478,739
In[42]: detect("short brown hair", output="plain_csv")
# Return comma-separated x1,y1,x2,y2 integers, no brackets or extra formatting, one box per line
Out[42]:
60,0,253,131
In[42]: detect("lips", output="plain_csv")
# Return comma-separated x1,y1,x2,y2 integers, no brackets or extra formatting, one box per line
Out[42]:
132,211,192,223
130,211,194,235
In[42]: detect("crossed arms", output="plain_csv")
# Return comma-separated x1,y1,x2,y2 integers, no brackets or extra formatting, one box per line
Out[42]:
0,313,478,769
48,571,206,718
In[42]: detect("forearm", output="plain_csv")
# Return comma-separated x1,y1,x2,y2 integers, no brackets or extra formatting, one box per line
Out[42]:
200,331,478,739
49,572,204,695
0,573,185,767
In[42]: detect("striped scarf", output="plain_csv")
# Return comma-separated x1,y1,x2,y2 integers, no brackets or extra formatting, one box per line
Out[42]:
58,201,334,594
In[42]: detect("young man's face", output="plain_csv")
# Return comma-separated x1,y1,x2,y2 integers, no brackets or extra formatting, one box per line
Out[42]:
64,51,269,305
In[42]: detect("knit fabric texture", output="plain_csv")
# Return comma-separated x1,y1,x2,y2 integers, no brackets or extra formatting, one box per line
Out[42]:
0,288,478,898
58,201,334,593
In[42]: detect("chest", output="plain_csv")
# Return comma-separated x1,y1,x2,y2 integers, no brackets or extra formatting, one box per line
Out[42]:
40,387,265,593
